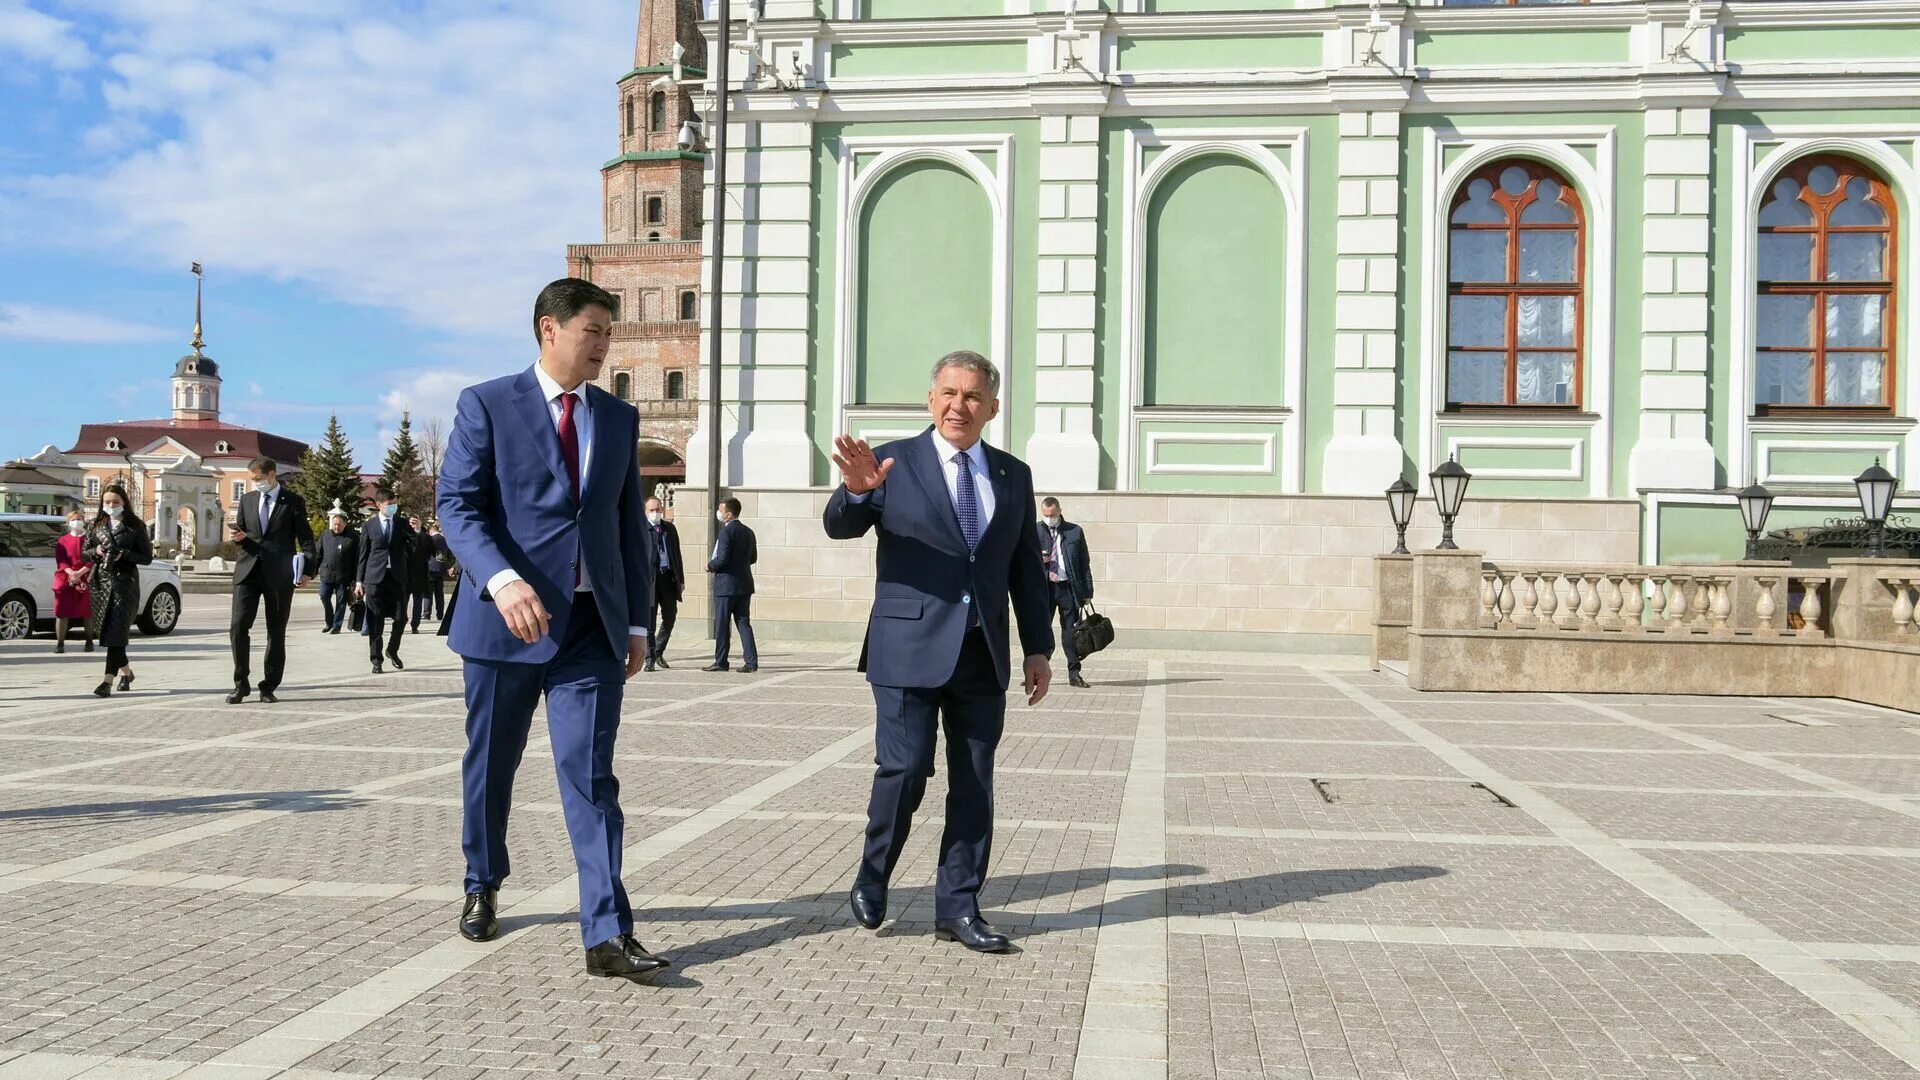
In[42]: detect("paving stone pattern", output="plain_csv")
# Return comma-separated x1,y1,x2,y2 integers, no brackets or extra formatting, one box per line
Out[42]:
0,594,1916,1079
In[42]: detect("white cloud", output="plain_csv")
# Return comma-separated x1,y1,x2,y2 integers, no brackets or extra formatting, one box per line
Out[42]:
19,0,634,340
0,1,91,70
0,301,171,344
377,366,491,446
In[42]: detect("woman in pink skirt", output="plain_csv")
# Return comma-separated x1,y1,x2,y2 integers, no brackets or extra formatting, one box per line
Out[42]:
53,509,94,654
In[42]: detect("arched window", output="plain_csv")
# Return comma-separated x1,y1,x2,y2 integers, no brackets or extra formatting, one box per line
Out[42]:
666,371,686,400
680,290,698,321
613,372,632,400
650,91,667,132
645,196,664,224
1446,160,1585,407
1756,154,1898,410
625,97,634,138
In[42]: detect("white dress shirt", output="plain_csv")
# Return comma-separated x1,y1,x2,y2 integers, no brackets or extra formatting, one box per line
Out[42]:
486,364,644,640
845,429,995,529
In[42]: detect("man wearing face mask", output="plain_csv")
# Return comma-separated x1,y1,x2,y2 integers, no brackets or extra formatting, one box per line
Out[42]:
1037,497,1094,689
642,497,684,672
704,498,758,674
355,489,413,674
226,458,314,705
316,506,359,635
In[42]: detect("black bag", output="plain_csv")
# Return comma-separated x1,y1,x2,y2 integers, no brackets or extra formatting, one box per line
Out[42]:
348,598,366,633
1072,603,1115,657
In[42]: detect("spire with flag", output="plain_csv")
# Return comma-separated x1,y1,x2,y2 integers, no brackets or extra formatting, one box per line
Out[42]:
190,262,205,354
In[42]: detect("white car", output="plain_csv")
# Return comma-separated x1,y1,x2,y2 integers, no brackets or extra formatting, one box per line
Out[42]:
0,513,182,641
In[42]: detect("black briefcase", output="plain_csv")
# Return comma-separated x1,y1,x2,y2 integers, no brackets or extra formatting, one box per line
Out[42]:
348,599,366,633
1072,604,1115,657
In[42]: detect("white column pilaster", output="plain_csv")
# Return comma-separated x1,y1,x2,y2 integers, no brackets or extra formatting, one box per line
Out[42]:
1322,109,1407,494
1026,109,1104,491
1630,106,1718,492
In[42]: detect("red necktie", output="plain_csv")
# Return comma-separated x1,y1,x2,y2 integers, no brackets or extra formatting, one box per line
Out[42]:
557,392,582,503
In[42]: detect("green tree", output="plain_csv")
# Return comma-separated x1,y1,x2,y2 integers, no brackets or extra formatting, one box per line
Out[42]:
382,411,435,519
291,414,366,534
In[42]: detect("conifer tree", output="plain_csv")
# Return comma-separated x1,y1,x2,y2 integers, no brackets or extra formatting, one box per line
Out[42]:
381,411,435,518
291,414,365,534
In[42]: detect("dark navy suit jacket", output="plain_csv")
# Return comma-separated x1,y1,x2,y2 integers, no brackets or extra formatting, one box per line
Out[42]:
707,519,757,596
823,428,1054,691
436,366,654,664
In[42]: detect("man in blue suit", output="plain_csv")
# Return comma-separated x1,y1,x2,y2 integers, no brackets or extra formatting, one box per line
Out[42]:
703,497,759,673
437,278,668,982
825,350,1054,953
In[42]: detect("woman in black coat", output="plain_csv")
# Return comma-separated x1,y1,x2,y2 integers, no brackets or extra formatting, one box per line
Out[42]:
84,484,152,697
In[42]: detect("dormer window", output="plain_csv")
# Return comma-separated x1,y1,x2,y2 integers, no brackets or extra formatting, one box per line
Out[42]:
106,438,122,451
215,441,231,454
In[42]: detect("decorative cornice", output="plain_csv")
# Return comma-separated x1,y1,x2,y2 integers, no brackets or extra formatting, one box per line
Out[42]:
602,151,705,169
619,63,708,83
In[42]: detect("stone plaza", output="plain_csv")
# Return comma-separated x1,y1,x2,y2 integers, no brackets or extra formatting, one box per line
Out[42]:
1,593,1919,1079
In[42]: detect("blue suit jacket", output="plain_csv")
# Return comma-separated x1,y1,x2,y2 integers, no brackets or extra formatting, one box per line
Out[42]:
707,519,757,596
823,428,1054,691
437,366,654,664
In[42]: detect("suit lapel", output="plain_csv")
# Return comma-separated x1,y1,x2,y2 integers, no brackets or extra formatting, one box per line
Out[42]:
508,367,574,498
581,385,623,503
982,443,1012,540
905,428,966,550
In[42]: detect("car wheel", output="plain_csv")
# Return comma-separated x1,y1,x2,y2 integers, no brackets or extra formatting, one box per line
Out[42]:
138,585,180,636
0,592,33,641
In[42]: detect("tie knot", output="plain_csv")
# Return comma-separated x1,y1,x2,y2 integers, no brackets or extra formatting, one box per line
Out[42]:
558,391,577,418
952,451,967,466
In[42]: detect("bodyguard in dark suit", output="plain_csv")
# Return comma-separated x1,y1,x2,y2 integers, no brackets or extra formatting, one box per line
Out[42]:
1038,497,1095,689
406,515,436,632
643,496,684,671
316,508,359,634
704,498,758,673
226,458,315,705
825,350,1054,953
355,490,413,673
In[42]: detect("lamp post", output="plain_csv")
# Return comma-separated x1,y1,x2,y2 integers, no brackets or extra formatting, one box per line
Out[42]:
1385,478,1416,555
1428,455,1471,551
1736,483,1775,560
1854,458,1898,558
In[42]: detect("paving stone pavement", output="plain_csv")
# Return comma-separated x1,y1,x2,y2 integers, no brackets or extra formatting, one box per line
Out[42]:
1,594,1918,1079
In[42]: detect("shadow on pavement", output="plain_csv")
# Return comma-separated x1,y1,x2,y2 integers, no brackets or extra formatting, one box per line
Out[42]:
0,789,369,822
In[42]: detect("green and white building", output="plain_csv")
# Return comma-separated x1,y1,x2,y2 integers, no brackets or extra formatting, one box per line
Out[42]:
669,0,1920,649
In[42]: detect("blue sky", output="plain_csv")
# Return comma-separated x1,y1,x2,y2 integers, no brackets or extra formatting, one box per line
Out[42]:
0,0,635,470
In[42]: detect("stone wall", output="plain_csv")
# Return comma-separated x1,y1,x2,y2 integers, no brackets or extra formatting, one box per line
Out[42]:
668,489,1641,654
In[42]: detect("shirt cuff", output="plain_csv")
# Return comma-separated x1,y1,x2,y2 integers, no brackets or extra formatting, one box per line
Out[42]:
846,490,871,503
629,627,647,638
486,569,523,597
292,554,306,580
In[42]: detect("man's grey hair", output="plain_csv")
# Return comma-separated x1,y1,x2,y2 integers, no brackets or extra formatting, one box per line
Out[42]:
930,350,1000,396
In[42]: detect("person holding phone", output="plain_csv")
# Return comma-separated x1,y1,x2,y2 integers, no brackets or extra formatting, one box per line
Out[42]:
824,350,1054,955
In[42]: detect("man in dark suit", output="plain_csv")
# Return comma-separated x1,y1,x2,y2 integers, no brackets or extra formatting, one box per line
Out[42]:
643,496,683,672
825,350,1054,954
406,515,435,632
316,505,359,634
1038,497,1095,689
704,498,758,673
355,489,413,674
437,278,666,981
425,521,452,620
226,457,314,705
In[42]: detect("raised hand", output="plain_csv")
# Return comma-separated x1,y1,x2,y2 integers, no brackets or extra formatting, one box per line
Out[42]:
831,434,895,495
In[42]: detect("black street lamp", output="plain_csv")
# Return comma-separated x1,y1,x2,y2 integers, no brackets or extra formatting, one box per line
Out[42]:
1429,455,1472,551
1385,478,1416,555
1854,458,1898,558
1736,483,1775,560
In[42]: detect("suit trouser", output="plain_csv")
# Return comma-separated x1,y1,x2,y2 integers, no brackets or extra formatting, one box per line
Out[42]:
232,579,293,692
1050,581,1083,675
460,594,631,947
318,580,350,630
649,569,678,659
429,576,446,619
713,593,758,668
858,629,1004,920
366,582,407,664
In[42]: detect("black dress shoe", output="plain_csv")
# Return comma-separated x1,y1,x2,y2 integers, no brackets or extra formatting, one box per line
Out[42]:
92,681,111,698
226,688,249,705
1069,674,1090,689
458,889,499,942
934,916,1011,953
259,690,279,704
329,626,342,635
849,885,886,930
654,657,671,670
386,652,404,671
643,659,656,673
701,663,727,672
739,665,758,674
370,661,383,674
584,934,671,981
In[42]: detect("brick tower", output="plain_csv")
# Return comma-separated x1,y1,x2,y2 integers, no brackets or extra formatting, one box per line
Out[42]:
567,0,708,500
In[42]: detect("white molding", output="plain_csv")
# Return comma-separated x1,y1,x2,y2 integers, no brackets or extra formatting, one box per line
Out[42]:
1143,430,1277,477
1756,437,1906,486
1117,124,1309,491
1443,435,1586,482
1726,123,1920,487
831,133,1014,448
1416,123,1617,500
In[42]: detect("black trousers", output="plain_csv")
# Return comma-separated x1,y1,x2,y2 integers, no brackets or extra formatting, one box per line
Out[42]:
429,576,447,619
713,593,757,668
649,569,678,659
319,580,350,629
1051,581,1083,675
367,582,407,664
858,629,1003,920
232,580,294,692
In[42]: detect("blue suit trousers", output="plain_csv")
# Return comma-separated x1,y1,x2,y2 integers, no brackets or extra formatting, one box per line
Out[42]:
460,592,631,947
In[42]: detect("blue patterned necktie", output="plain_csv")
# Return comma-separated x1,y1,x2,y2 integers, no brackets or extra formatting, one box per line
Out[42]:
952,450,981,549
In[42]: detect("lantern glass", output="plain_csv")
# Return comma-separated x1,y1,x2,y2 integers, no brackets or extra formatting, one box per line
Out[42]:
1385,479,1416,530
1855,460,1897,525
1429,459,1471,518
1736,483,1774,536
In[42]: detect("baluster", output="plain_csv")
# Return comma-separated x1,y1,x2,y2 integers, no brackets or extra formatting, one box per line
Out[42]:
1667,575,1690,627
1537,571,1560,630
1648,574,1668,629
1754,576,1778,633
1799,577,1824,634
1564,574,1585,627
1621,573,1646,631
1497,570,1519,629
1599,574,1624,629
1518,572,1540,628
1709,576,1733,632
1480,571,1498,627
1579,573,1603,628
1892,578,1917,635
1690,578,1713,630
